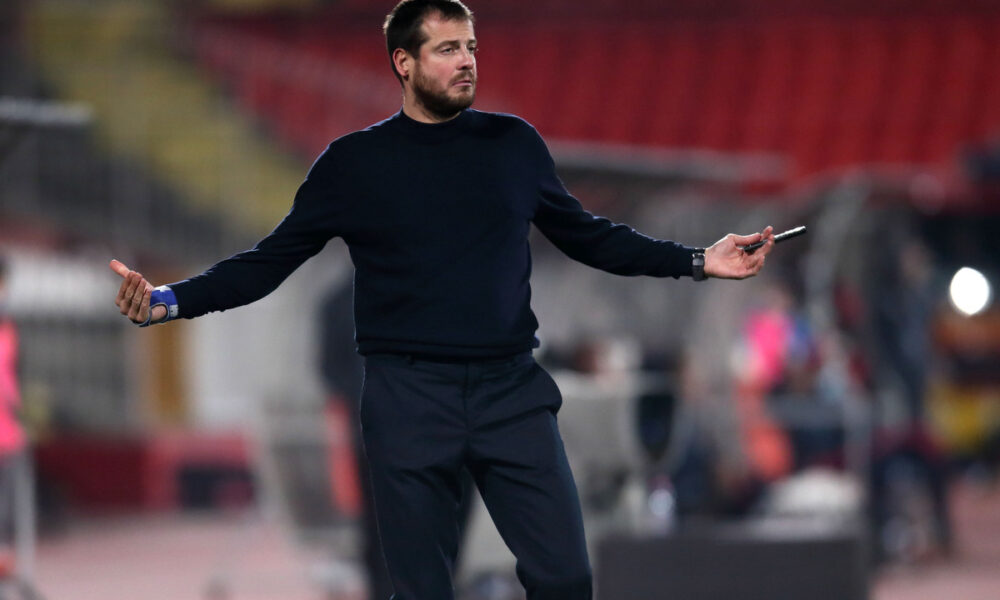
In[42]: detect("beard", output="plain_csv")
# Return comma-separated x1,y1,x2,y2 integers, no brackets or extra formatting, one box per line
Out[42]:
412,68,476,120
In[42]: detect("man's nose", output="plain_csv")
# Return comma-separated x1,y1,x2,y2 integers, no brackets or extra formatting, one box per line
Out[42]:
457,48,475,68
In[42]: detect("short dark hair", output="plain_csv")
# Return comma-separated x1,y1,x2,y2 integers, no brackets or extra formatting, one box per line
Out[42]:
383,0,474,84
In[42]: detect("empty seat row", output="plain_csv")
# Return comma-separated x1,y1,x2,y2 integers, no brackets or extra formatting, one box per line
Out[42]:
186,13,1000,181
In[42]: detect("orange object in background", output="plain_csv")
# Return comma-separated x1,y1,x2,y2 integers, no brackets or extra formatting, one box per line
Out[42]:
736,384,794,483
325,401,361,519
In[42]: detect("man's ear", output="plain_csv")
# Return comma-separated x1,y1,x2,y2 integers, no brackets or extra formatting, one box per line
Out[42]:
393,48,412,81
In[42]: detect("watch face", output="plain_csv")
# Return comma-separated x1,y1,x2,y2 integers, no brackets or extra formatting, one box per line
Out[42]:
693,253,706,280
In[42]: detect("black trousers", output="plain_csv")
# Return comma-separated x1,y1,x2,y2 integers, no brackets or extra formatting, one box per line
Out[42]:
360,352,593,600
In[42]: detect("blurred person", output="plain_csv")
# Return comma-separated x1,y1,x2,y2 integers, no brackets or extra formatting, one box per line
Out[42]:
730,283,798,493
740,282,844,473
873,238,938,422
739,282,819,398
869,235,952,560
108,1,776,598
0,256,26,575
670,346,775,518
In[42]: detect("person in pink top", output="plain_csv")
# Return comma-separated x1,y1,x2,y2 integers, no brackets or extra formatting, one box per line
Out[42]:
0,255,25,576
0,257,25,459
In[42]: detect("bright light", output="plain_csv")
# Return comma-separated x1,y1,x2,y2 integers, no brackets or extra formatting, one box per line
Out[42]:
949,267,992,316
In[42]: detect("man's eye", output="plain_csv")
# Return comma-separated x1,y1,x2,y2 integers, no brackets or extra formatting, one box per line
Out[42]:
441,47,454,54
468,46,478,54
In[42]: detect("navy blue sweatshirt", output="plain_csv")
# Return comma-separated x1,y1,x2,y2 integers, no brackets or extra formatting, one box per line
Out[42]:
170,109,696,358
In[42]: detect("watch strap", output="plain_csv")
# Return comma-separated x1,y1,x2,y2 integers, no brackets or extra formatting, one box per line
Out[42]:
692,248,707,281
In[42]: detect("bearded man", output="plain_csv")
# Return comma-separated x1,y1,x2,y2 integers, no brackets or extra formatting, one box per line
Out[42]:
111,1,775,598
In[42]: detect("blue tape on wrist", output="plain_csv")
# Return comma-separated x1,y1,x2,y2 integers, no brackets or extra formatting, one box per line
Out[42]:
139,285,179,327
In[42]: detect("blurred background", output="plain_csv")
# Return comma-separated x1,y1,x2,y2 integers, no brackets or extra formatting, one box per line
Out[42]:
1,0,999,598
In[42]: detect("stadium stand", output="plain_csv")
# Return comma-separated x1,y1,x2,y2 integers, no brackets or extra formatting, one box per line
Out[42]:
25,0,312,234
182,4,1000,188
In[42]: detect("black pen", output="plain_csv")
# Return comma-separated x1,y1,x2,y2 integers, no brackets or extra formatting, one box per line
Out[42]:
741,225,807,253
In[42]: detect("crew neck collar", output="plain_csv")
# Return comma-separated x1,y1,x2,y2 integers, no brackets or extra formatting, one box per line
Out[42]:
394,108,472,140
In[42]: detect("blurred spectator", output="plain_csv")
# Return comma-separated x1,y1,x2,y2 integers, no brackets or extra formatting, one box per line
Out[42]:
732,283,802,486
872,238,939,422
669,345,772,519
868,234,953,561
0,255,26,574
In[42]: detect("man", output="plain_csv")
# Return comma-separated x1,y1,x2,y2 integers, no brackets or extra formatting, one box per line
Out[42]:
112,1,775,598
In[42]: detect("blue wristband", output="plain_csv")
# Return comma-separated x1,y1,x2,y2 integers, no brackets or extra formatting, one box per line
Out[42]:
139,285,179,327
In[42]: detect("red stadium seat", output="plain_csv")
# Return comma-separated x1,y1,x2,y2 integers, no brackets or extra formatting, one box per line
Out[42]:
184,9,1000,184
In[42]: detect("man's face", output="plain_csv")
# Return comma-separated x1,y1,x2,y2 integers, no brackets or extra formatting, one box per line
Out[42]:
409,14,477,119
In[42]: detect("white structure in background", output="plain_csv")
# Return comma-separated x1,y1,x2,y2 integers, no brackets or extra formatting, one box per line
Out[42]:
0,248,111,318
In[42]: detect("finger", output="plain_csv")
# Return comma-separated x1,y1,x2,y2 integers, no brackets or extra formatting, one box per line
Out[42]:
123,273,142,316
109,259,130,278
137,289,151,323
130,276,147,308
757,235,776,257
150,304,167,324
731,231,763,246
751,254,767,276
115,274,132,309
762,226,776,247
118,272,140,314
126,279,139,320
128,283,148,322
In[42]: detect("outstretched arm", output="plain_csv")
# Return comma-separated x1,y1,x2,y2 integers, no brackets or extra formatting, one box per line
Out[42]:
111,141,350,324
530,145,696,278
704,226,775,280
110,259,166,325
526,123,773,280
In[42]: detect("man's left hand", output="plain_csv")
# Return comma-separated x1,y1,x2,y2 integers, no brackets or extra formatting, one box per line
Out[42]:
703,225,775,280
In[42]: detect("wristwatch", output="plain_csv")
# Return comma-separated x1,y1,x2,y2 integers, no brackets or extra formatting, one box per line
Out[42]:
692,248,707,281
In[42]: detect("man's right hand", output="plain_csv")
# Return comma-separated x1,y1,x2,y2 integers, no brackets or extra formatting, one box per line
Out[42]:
110,259,165,325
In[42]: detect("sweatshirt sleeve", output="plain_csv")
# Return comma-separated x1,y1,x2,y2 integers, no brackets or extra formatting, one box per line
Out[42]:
528,128,696,278
170,144,348,319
